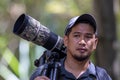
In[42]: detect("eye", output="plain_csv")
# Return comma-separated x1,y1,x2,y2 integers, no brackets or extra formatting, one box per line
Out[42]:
85,34,93,39
73,34,80,38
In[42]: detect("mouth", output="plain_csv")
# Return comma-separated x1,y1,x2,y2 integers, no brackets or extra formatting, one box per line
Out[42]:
76,48,87,53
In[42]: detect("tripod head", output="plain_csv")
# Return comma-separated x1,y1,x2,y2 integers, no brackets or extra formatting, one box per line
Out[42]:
34,50,63,67
34,50,62,80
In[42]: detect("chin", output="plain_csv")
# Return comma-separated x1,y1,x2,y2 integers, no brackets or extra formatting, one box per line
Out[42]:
74,55,90,61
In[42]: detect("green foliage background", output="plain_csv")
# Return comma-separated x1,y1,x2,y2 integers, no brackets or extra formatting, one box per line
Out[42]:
0,0,120,80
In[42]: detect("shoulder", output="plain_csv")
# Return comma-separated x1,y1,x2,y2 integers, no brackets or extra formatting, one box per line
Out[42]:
96,66,107,73
95,66,112,80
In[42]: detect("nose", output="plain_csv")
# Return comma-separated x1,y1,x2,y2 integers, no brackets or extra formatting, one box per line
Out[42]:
78,37,86,45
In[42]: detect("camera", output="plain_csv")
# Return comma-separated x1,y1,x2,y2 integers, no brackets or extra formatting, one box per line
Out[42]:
13,13,67,80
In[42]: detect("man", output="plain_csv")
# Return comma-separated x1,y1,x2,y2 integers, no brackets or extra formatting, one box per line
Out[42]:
30,14,112,80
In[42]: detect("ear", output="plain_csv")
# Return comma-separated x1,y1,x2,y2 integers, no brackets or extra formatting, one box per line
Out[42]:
93,37,98,50
63,35,68,47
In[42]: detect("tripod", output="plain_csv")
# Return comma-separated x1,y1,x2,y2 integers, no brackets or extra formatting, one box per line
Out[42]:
34,50,63,80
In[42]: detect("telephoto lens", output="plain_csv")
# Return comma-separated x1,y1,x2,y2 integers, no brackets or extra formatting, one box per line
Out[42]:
13,14,66,57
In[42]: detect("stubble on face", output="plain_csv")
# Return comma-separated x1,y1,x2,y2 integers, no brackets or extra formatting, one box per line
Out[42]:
72,53,90,61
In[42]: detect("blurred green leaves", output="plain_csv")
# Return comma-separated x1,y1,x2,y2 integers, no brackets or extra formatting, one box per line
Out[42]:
0,36,8,50
2,48,19,77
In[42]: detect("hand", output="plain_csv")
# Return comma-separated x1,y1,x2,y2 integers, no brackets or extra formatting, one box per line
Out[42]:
34,76,50,80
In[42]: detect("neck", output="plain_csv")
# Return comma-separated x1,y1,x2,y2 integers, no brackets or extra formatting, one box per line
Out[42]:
65,57,90,78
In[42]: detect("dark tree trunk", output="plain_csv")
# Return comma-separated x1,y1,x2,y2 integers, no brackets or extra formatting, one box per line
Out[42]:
93,0,117,80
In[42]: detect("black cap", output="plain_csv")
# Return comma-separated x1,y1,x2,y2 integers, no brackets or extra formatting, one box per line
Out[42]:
64,14,97,35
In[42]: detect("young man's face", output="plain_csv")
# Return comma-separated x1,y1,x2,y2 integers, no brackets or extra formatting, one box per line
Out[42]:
64,23,98,61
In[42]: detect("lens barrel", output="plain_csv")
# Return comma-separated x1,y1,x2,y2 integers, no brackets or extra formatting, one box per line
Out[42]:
13,14,66,55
